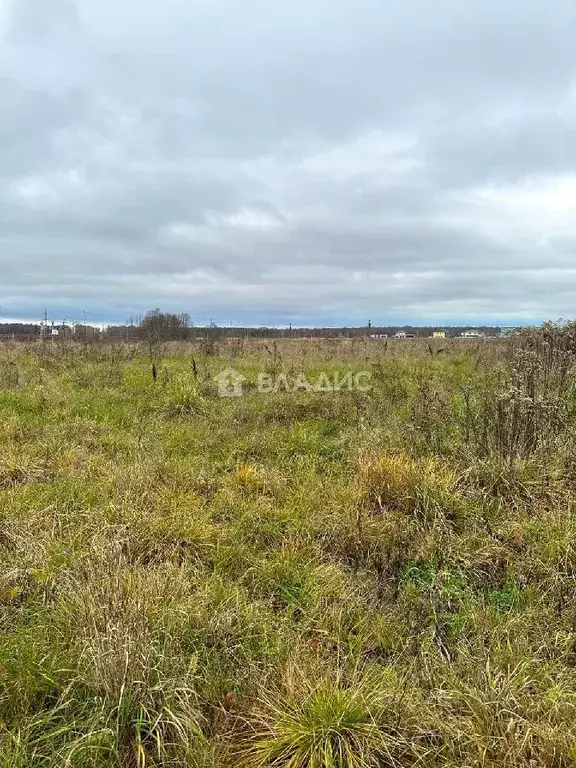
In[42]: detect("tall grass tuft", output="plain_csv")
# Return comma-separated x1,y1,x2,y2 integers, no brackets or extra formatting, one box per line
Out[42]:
238,674,421,768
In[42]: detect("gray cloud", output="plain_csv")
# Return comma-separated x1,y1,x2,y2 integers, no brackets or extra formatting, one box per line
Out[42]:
1,0,576,326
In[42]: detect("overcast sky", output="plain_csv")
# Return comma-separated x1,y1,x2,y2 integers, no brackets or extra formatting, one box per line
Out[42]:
1,0,576,326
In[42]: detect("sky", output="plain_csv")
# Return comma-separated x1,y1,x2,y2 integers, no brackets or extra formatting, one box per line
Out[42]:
1,0,576,327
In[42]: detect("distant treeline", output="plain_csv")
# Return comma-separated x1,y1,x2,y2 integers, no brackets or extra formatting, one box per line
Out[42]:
0,320,502,341
0,323,42,335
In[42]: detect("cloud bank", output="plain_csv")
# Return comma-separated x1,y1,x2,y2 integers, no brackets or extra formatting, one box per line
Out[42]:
1,0,576,325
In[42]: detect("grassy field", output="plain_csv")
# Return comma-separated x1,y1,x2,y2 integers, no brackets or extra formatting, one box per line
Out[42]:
1,328,576,767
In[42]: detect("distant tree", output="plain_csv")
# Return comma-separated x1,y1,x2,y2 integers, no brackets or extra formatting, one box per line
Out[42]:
140,309,190,342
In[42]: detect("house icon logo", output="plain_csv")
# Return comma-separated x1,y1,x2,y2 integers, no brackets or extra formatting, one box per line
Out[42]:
215,368,246,397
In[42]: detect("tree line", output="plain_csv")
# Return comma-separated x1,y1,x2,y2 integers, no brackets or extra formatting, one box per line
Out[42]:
0,311,502,341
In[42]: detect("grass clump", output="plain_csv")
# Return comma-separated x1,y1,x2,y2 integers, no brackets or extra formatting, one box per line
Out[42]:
238,673,421,768
358,452,457,517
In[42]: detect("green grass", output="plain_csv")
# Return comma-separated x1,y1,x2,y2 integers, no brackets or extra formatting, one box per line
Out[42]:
2,331,576,766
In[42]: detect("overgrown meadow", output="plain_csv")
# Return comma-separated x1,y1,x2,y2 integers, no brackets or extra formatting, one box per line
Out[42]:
2,326,576,767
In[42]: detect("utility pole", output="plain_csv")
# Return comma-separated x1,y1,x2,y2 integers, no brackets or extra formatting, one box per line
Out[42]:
40,309,48,339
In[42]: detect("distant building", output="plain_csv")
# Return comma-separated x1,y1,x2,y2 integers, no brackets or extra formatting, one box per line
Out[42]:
369,334,388,339
394,332,407,338
461,330,484,338
432,330,447,339
38,322,71,340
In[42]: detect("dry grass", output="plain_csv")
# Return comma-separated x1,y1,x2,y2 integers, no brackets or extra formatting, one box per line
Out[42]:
2,325,576,766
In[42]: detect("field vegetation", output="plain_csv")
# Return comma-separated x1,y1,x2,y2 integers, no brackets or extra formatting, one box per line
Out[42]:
1,325,576,766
